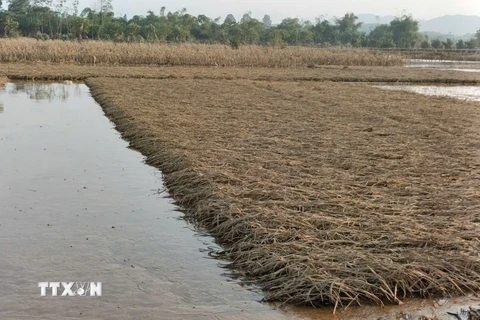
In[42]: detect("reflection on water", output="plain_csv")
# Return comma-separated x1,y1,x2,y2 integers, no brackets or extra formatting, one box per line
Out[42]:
441,68,480,73
0,83,290,320
6,82,83,101
407,59,480,68
0,103,3,113
375,85,480,102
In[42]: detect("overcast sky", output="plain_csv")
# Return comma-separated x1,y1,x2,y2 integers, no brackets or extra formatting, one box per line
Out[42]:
79,0,479,22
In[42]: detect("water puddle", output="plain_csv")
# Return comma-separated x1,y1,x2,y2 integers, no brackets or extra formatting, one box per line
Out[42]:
374,85,480,102
441,68,480,73
0,83,291,319
407,59,480,68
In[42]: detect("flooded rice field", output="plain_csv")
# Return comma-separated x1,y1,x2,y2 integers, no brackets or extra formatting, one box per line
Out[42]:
375,85,480,102
0,83,291,319
1,82,479,320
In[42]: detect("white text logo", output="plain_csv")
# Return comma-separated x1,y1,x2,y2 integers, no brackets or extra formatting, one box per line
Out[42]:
39,282,102,297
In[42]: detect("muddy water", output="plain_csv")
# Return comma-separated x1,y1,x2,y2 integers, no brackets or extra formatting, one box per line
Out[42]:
287,295,480,320
0,83,292,320
375,85,480,102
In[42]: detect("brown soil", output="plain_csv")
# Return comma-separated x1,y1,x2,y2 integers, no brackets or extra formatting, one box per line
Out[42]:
0,63,477,84
85,77,480,308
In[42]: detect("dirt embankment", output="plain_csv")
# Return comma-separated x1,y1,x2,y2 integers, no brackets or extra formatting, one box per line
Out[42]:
85,77,480,308
0,63,477,84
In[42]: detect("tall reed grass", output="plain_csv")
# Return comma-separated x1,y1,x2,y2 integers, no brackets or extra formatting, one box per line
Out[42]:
0,38,404,67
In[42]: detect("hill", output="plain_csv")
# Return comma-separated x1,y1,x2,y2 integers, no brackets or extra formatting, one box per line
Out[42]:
356,14,480,37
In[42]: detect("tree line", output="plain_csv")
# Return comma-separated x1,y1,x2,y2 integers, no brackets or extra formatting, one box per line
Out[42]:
1,0,479,49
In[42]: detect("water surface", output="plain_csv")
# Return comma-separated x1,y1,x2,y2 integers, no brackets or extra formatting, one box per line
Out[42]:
441,68,480,73
375,85,480,102
0,83,290,320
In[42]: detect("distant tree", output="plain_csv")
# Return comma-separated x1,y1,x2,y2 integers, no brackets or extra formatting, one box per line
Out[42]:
335,13,363,46
456,39,466,49
335,13,361,33
240,12,251,24
2,12,20,36
262,14,272,29
192,14,212,41
125,21,140,40
389,14,420,48
268,28,284,46
420,40,430,48
312,19,337,45
165,8,195,42
224,14,236,24
276,18,313,45
277,18,301,45
368,24,394,48
0,4,467,49
99,0,113,15
7,0,30,15
239,15,263,44
431,39,443,49
442,38,453,49
221,13,241,44
465,38,478,49
299,21,314,44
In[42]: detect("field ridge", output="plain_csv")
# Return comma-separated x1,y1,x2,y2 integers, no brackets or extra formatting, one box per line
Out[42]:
0,63,478,84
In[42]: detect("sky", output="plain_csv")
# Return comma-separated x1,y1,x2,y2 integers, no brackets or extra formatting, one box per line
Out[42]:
77,0,480,22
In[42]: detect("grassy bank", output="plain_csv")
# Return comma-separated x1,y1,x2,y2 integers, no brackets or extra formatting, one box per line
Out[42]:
0,63,478,84
85,77,480,307
0,38,404,67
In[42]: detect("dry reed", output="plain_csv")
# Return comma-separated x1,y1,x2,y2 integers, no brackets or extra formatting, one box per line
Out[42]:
0,38,404,67
0,76,8,86
85,77,480,308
